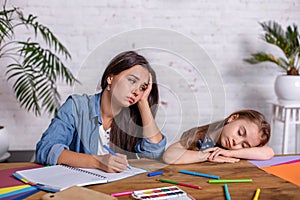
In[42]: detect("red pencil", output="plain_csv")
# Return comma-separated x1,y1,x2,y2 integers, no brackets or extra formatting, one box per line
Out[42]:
178,182,202,189
158,178,202,189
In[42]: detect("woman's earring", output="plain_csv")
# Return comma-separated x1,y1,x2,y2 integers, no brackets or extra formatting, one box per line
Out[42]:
107,84,111,91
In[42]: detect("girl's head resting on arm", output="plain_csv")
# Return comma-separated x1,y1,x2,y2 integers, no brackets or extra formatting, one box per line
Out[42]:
218,110,270,150
179,110,270,152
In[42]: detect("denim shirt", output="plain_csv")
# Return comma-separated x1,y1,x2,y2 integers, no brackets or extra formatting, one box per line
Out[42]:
36,93,166,165
197,135,216,151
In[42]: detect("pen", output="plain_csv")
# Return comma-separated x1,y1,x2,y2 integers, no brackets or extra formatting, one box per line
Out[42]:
179,169,220,179
111,190,134,197
253,188,261,200
103,145,131,169
224,184,231,200
158,178,202,189
208,179,252,184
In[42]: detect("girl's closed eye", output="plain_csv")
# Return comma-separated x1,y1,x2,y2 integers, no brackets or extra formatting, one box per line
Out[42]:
242,142,250,148
239,127,246,137
238,129,243,136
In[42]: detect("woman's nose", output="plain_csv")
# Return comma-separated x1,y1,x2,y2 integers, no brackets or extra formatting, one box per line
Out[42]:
132,88,139,97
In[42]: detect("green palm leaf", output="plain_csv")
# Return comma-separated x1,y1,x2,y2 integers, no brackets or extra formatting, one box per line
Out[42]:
1,1,79,116
245,21,300,75
6,41,77,116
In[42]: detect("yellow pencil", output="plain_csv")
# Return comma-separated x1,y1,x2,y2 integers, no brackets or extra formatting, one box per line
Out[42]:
253,188,260,200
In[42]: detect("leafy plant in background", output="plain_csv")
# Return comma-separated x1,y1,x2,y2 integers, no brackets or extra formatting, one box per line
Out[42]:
0,1,78,116
245,21,300,75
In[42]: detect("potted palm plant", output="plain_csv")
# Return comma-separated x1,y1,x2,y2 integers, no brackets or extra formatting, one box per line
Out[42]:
0,1,78,160
244,21,300,103
0,2,78,115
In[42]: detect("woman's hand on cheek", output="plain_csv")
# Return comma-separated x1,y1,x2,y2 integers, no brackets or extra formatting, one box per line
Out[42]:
139,73,152,104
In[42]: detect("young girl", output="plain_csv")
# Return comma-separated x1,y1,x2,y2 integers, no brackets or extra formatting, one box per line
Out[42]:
163,110,274,164
36,51,166,172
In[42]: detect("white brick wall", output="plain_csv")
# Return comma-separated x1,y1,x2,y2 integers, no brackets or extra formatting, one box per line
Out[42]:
1,0,299,154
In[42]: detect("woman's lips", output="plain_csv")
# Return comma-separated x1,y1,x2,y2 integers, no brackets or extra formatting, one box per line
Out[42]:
129,97,135,104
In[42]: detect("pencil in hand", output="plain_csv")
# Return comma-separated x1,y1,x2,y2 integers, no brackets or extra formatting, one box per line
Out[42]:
103,145,131,170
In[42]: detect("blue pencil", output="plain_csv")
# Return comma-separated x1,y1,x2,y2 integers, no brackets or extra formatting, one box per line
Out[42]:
103,145,131,169
224,184,231,200
147,171,163,177
179,170,220,179
103,144,117,156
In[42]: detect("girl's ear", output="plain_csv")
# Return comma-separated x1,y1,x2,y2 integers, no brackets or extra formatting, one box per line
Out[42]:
227,114,239,123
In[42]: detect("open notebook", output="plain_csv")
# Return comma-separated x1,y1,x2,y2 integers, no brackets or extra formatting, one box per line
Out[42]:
13,165,147,191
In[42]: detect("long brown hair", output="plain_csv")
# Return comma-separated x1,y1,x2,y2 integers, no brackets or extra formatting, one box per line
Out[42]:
100,51,159,156
180,110,271,150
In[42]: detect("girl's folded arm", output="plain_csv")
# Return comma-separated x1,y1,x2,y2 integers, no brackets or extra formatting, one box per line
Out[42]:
229,145,274,160
163,142,210,164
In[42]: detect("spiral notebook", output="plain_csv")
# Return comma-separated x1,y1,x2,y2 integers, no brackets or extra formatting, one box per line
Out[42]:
13,165,147,191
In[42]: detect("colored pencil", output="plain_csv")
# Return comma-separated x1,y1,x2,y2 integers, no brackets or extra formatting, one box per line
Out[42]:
148,171,163,177
179,169,220,179
208,179,252,184
111,190,134,197
158,178,202,189
224,184,231,200
253,188,261,200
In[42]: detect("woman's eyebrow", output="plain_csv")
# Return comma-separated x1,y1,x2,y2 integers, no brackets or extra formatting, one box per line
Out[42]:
128,74,140,80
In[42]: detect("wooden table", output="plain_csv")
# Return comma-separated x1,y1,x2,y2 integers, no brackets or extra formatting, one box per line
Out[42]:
1,159,300,200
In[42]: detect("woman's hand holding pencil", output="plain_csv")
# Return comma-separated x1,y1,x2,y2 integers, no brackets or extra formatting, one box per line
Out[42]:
92,145,129,173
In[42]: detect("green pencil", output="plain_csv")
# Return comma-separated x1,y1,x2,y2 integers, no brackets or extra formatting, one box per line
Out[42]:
208,179,252,184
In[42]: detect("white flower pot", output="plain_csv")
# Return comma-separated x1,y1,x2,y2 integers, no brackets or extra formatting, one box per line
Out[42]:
275,75,300,103
0,126,10,162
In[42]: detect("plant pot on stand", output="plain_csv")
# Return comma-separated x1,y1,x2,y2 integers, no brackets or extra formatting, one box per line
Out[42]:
0,126,10,162
275,75,300,103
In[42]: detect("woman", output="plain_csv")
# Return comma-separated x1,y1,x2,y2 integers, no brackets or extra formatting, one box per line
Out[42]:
36,51,166,172
163,110,274,164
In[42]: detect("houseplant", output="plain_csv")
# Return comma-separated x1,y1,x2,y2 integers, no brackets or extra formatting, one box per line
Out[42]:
244,21,300,102
0,1,78,160
0,1,78,116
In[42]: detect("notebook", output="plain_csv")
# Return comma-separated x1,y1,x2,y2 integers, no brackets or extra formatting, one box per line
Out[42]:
13,165,147,191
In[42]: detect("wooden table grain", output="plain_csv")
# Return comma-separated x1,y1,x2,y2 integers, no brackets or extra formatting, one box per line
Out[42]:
2,159,300,200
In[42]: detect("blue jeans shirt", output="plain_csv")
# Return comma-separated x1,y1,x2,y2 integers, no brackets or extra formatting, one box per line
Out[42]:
36,93,166,165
